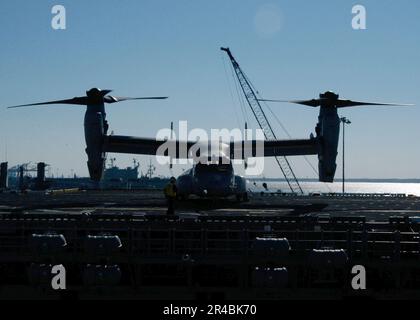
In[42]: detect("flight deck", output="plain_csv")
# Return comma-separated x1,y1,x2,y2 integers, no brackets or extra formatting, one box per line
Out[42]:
0,190,420,299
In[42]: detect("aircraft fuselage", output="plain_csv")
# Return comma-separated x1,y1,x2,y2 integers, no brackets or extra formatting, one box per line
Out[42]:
176,162,247,200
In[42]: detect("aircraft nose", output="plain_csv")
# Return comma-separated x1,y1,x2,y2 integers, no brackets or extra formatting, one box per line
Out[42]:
197,173,231,192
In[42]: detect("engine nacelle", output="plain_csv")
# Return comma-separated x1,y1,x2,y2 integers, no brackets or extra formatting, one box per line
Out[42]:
317,106,340,183
84,110,107,181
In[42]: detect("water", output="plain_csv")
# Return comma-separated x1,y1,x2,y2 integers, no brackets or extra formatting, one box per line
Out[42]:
248,180,420,196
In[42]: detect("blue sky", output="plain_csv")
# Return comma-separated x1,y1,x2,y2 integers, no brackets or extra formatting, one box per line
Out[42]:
0,0,419,179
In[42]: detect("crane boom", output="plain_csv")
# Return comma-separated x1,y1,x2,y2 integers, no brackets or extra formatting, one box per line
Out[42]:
221,47,303,194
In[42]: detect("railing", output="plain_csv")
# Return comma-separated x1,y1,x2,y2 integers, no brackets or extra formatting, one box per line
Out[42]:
0,222,419,261
254,192,410,198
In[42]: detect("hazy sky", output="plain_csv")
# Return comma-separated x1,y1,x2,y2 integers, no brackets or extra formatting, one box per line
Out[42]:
0,0,419,179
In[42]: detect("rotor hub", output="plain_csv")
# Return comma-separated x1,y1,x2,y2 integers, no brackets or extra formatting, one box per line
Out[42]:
86,88,103,98
320,91,339,100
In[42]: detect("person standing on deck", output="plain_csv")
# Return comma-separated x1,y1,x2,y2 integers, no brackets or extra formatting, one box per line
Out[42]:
164,177,177,215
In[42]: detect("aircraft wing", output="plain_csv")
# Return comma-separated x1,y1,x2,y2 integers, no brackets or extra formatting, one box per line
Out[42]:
103,135,196,159
103,135,319,160
230,138,319,159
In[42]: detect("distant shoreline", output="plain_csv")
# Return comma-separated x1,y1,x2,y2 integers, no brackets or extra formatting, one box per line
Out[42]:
248,178,420,184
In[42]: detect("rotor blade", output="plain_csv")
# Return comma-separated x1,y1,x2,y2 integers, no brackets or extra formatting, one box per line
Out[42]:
258,99,321,107
259,98,414,108
7,96,88,109
104,96,168,104
335,99,414,108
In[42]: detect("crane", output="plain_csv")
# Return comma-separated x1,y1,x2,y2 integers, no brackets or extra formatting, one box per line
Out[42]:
221,47,303,194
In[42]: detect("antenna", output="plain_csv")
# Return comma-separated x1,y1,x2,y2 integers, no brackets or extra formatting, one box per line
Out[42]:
146,158,156,179
244,122,248,170
170,121,174,170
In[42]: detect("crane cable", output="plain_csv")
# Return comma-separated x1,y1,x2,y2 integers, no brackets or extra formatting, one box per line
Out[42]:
225,55,250,126
264,103,333,193
242,68,332,193
221,53,244,129
222,52,332,193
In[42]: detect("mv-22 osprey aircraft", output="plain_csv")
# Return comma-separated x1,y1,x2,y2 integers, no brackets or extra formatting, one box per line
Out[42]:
8,87,411,199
